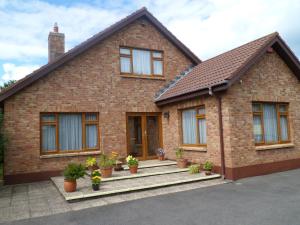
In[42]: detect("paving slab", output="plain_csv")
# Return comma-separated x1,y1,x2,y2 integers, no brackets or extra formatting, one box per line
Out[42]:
0,179,226,223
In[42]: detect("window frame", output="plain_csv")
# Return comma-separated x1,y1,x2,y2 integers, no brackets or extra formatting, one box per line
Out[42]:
119,46,164,78
181,106,207,147
40,112,100,155
252,102,290,146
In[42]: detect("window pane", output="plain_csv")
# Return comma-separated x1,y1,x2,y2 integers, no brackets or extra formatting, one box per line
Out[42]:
198,108,205,115
120,48,130,55
263,104,278,143
198,118,206,144
279,105,287,112
42,125,56,151
280,115,289,141
86,124,98,148
252,104,261,112
59,114,82,151
182,109,197,144
132,49,151,75
86,113,97,121
153,51,162,58
42,114,55,122
153,60,163,75
120,57,131,73
253,115,263,143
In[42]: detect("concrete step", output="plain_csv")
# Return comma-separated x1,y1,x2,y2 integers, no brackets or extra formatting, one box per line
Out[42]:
52,170,221,201
123,159,177,170
102,165,189,182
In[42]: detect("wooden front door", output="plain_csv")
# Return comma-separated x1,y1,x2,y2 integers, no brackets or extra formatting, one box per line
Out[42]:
126,113,162,160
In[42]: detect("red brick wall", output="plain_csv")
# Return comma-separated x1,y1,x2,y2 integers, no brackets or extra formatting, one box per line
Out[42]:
3,18,193,180
161,96,225,168
223,51,300,169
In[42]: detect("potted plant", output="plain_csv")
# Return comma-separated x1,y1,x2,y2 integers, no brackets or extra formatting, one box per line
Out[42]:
126,155,138,174
91,170,101,191
175,148,188,168
85,157,98,172
63,163,86,192
189,164,200,174
203,161,213,175
111,151,124,171
156,148,165,161
99,153,116,178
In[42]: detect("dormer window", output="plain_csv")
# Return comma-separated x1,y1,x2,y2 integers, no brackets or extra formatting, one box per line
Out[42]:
120,47,163,77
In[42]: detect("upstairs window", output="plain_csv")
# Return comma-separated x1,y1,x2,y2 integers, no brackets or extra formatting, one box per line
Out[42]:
181,107,206,146
252,103,290,145
120,47,163,76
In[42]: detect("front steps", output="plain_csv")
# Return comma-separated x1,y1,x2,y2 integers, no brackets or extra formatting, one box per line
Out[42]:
51,160,221,201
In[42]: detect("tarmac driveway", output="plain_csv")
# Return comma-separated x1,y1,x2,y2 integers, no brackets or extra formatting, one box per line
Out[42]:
2,169,300,225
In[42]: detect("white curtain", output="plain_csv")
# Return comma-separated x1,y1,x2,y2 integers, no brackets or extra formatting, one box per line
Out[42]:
198,118,206,144
182,109,197,144
86,113,97,121
132,49,151,75
120,57,131,73
42,125,56,151
42,115,55,122
86,125,97,148
59,114,82,151
153,60,163,75
253,115,263,143
280,116,288,141
263,104,278,143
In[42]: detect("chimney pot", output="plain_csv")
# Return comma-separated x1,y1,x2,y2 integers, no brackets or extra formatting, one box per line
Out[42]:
53,22,58,32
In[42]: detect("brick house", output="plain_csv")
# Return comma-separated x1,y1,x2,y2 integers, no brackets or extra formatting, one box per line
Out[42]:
1,8,300,184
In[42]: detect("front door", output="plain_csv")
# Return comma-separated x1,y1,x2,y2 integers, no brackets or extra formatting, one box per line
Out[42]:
126,113,162,160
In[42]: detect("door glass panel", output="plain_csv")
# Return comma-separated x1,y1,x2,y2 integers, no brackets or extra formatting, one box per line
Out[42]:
146,116,160,157
128,116,143,157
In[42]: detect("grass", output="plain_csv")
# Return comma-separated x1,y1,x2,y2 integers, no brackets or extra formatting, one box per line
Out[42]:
0,163,3,180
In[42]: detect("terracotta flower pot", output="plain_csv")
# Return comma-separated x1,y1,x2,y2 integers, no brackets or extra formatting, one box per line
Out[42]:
205,170,212,176
92,184,100,191
177,158,188,168
64,179,77,192
114,162,124,171
129,165,138,174
88,165,99,172
158,155,165,161
100,167,113,178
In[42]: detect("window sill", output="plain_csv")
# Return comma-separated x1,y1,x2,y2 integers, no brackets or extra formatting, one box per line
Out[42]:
255,143,294,151
120,74,166,80
180,146,207,152
40,151,101,159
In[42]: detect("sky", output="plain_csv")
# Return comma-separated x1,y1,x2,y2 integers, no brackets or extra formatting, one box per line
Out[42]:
0,0,300,84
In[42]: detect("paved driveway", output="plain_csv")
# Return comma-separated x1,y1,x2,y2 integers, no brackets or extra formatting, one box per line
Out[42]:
2,169,300,225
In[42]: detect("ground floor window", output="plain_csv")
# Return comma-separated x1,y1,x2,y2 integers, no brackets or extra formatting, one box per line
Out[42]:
181,106,206,146
41,113,99,154
252,102,290,145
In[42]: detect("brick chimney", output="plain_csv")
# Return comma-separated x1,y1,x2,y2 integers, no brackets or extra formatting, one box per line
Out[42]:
48,22,65,62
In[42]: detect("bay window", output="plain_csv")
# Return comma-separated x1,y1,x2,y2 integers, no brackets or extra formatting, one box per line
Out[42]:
181,107,206,146
120,47,163,76
41,113,99,154
252,103,290,145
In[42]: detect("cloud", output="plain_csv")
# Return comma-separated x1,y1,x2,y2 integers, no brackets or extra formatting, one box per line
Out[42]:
0,0,128,61
1,63,40,82
0,0,299,83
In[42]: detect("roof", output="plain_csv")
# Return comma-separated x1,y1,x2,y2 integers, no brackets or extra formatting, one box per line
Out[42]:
155,32,300,105
0,7,200,103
